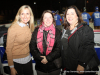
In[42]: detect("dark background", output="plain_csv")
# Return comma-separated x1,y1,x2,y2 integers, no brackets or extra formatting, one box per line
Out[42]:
0,0,100,22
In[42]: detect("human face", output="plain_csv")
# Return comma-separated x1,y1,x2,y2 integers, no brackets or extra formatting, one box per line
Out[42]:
20,8,31,24
66,8,78,26
43,13,53,27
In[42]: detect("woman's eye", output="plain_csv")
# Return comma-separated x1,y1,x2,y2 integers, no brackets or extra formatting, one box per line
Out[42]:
27,13,29,15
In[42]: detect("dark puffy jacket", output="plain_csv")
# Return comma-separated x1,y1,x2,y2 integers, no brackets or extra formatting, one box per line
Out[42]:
62,23,99,70
30,27,62,73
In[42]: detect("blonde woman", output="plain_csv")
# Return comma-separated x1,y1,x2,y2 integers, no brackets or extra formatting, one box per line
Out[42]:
6,5,34,75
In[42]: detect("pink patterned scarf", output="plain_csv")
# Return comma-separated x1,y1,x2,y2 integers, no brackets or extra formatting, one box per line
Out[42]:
37,23,55,55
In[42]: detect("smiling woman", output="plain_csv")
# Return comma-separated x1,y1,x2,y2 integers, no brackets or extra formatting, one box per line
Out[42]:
6,5,34,75
66,8,78,30
20,8,31,25
30,10,62,75
61,5,99,75
43,13,53,27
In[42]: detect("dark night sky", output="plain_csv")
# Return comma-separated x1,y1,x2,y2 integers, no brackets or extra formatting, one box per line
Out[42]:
0,0,100,20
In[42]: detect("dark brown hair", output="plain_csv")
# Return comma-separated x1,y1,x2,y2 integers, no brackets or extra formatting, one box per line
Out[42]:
64,5,84,29
40,10,56,26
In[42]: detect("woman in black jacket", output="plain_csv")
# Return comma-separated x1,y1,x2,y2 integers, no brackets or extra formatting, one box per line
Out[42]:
61,5,99,75
30,10,62,75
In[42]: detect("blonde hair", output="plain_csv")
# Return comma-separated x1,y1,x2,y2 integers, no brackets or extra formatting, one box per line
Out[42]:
12,5,34,32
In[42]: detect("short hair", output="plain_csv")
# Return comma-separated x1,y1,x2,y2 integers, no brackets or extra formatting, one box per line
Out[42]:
40,10,56,26
64,5,84,29
12,5,34,32
95,6,99,10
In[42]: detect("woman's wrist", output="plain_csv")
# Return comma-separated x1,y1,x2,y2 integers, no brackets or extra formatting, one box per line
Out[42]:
10,65,14,68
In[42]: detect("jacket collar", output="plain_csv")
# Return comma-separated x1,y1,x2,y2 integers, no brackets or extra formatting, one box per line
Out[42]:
77,22,87,28
68,23,85,42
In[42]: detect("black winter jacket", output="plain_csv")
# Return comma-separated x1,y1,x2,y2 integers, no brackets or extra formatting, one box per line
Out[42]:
30,27,61,73
61,23,99,70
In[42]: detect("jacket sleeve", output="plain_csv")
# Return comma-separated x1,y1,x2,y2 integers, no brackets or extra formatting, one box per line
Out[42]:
78,26,95,67
46,29,62,62
30,28,43,61
6,27,16,66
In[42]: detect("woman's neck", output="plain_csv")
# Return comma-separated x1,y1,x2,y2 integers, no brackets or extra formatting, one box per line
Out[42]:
20,22,27,26
69,22,78,30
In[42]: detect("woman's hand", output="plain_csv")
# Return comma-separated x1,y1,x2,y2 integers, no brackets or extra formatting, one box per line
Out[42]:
10,67,17,75
77,64,84,74
40,56,48,64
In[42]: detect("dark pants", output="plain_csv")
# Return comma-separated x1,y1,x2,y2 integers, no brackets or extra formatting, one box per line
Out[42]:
36,69,60,75
14,60,33,75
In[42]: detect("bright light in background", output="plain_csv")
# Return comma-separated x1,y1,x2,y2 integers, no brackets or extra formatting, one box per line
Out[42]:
34,2,36,4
